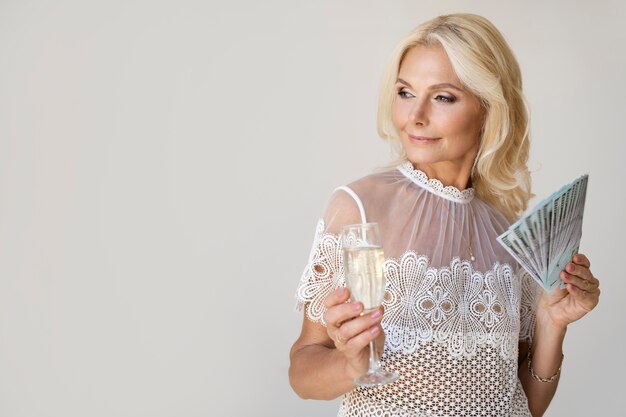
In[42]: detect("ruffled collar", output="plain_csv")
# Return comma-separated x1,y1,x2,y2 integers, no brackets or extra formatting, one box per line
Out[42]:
397,161,475,204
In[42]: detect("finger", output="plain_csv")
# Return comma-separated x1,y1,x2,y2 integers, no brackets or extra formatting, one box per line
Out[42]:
564,262,594,282
561,271,599,293
324,287,351,309
572,253,591,268
323,301,363,330
344,324,380,353
565,262,600,289
336,308,383,344
565,283,600,311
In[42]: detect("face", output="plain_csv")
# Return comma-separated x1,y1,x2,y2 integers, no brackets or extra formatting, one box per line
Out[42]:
392,44,485,176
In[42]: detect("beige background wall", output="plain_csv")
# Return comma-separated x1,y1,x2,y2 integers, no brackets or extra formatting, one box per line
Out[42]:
0,1,623,416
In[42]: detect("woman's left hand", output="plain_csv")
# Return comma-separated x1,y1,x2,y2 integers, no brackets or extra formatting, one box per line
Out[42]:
537,253,600,329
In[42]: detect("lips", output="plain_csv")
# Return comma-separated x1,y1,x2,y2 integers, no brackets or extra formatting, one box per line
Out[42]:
408,135,441,144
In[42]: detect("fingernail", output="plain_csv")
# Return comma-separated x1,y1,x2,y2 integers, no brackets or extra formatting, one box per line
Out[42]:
371,310,382,319
566,264,574,272
352,303,362,311
338,288,347,297
370,326,380,334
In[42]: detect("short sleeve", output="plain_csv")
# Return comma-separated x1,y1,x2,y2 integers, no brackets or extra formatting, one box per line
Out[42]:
294,189,363,325
519,269,542,343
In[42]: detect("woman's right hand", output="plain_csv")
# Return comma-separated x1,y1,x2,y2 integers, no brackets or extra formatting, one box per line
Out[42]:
323,287,385,379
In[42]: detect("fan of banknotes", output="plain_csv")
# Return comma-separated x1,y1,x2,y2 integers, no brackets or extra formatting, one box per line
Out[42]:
497,174,589,292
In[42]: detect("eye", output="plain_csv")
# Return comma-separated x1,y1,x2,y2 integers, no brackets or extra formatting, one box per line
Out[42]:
397,88,414,99
435,94,456,103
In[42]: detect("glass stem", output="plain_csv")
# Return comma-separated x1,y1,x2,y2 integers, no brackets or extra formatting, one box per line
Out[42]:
368,340,381,372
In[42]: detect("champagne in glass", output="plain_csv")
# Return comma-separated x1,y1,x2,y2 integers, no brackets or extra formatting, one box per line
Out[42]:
341,223,399,387
343,245,386,313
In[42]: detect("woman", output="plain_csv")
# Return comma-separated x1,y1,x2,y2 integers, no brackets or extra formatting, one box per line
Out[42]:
289,13,600,417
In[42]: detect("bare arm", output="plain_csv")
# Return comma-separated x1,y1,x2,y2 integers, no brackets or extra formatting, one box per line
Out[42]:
518,322,566,416
289,288,384,400
519,253,600,417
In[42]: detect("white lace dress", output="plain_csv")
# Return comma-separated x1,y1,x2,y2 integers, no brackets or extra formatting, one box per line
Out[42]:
295,162,542,417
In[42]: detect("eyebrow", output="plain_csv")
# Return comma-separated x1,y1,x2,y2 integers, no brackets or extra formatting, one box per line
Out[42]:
396,78,464,92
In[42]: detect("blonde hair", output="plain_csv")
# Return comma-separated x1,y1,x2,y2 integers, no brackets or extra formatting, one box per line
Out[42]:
377,13,533,220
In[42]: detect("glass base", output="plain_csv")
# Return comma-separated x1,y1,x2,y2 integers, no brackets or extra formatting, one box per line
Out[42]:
354,369,399,387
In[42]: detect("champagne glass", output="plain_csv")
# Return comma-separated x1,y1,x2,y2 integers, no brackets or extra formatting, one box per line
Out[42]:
340,223,399,387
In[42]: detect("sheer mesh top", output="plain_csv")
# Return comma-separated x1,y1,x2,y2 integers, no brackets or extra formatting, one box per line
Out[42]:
295,162,541,417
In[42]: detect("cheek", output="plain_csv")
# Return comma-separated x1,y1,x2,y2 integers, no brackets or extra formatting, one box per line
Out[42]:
445,107,483,138
391,101,409,130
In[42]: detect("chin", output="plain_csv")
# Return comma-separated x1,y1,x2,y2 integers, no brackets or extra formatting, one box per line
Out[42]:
404,150,443,166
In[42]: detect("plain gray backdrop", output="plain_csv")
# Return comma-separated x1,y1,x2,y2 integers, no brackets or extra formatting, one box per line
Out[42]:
0,0,624,416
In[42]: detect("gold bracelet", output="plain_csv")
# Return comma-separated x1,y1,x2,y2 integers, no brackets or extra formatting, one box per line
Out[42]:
527,348,564,383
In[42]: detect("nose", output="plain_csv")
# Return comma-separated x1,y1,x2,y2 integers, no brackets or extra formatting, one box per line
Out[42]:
409,99,428,126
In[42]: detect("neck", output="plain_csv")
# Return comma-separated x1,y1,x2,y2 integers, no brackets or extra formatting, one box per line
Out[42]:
412,160,474,190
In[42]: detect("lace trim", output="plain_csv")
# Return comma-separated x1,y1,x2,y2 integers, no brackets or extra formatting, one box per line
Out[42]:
397,161,475,203
295,223,540,359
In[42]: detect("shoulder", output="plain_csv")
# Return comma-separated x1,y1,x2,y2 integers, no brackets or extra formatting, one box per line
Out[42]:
343,168,403,201
320,186,365,234
321,168,401,232
347,168,401,189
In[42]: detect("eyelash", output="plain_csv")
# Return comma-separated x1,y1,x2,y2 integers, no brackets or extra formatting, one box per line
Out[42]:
435,95,456,103
397,89,457,103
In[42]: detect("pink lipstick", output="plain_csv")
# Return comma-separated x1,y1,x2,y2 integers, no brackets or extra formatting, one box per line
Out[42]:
408,135,441,144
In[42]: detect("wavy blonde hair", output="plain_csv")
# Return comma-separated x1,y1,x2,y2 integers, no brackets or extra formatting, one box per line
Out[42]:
377,13,533,220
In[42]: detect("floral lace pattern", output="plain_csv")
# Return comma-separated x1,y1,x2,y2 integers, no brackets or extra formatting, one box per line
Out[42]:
295,219,345,324
295,225,528,359
519,270,542,342
295,222,539,416
383,253,520,359
397,161,475,203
